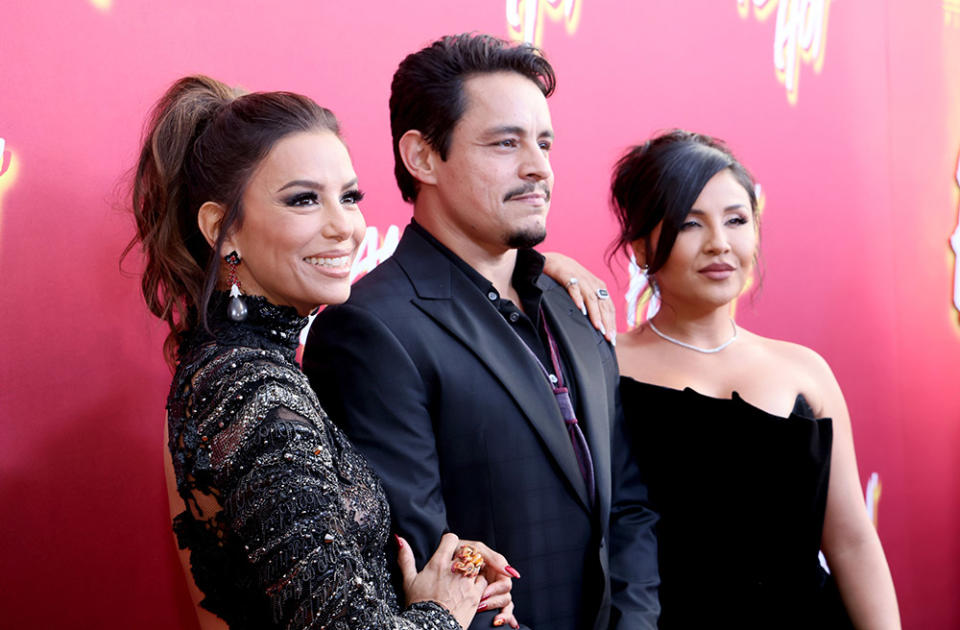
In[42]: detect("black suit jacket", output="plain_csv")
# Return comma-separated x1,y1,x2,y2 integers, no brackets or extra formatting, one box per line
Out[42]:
303,225,659,630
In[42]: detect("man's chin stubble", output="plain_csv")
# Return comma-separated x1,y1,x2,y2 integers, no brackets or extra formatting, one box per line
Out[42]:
506,227,547,249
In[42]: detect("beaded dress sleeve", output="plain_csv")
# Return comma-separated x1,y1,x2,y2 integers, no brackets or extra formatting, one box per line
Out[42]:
166,295,461,630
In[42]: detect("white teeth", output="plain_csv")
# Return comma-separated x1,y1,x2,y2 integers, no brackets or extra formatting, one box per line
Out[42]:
304,255,350,268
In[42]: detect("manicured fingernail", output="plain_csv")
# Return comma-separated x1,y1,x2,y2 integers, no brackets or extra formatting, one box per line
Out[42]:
394,534,403,548
477,601,489,611
580,305,588,316
511,622,519,629
600,323,607,336
611,333,617,347
493,619,505,627
505,565,521,578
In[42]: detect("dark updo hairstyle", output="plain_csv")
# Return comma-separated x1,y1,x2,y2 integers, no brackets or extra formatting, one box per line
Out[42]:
389,32,556,203
123,75,340,366
610,130,757,278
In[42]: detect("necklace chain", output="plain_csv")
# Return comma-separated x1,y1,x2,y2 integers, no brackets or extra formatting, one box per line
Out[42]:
647,318,738,353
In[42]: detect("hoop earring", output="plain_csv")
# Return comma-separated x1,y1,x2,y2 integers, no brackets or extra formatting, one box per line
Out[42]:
224,251,248,322
645,270,660,297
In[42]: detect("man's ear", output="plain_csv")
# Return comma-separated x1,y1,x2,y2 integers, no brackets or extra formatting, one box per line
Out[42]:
398,130,439,186
197,201,233,255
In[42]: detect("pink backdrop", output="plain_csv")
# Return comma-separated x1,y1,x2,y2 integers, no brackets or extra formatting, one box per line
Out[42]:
1,1,958,627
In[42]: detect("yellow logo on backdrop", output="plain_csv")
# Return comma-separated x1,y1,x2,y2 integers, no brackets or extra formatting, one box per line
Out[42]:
950,151,960,326
865,472,882,529
89,0,112,11
946,0,960,26
738,0,833,105
0,137,10,179
507,0,582,47
0,137,19,249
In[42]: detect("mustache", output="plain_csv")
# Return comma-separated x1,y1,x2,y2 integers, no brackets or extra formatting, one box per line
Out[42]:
503,183,551,203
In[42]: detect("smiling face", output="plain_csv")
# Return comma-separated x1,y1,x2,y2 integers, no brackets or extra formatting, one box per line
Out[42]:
430,71,554,253
224,130,366,315
646,168,757,310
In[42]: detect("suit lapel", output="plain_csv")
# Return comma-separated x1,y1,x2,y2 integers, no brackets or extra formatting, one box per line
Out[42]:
392,229,592,512
541,282,613,518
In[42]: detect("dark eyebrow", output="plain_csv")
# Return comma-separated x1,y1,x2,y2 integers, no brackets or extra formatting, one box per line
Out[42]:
277,178,359,193
688,204,747,215
278,179,322,192
482,125,554,140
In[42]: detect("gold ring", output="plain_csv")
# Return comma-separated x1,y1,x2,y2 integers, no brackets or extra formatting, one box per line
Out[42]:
452,544,485,578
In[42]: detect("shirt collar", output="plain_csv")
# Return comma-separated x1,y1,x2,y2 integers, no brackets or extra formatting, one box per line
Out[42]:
409,220,546,301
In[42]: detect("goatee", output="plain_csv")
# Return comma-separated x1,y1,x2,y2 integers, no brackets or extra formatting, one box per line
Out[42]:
506,227,547,249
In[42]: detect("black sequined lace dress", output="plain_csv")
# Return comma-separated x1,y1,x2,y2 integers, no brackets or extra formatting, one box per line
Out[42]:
167,293,460,630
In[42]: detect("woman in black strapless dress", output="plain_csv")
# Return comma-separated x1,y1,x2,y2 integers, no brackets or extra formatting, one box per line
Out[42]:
545,131,900,628
619,381,847,628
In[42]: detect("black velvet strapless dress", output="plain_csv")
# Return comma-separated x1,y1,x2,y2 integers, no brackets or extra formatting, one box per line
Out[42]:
620,377,853,629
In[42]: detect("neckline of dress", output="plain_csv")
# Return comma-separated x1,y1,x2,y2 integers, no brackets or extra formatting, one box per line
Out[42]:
620,375,829,422
200,291,309,359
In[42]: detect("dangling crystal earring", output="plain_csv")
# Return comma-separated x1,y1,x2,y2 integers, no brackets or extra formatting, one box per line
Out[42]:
224,251,248,322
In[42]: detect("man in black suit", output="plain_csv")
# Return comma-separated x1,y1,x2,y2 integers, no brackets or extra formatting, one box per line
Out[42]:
303,33,658,630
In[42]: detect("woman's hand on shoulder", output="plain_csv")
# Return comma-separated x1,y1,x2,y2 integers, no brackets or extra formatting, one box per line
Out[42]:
542,251,616,344
399,533,519,629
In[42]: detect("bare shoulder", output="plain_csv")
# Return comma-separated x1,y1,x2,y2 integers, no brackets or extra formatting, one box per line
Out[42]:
749,332,832,375
615,324,661,378
743,329,842,413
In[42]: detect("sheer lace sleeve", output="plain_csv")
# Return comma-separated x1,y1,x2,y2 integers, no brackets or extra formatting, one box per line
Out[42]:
168,344,460,630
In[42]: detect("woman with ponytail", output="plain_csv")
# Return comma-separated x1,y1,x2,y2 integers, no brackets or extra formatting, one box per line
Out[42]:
125,76,518,630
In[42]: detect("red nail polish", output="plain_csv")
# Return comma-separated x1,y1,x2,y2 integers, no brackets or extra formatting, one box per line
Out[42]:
394,534,403,548
477,601,488,611
493,619,505,627
505,565,521,578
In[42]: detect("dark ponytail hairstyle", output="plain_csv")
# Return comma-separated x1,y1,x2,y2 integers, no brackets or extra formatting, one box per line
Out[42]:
610,130,757,277
123,75,340,366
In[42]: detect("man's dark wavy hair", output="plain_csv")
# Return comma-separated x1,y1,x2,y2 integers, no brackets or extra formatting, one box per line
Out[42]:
389,33,557,203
